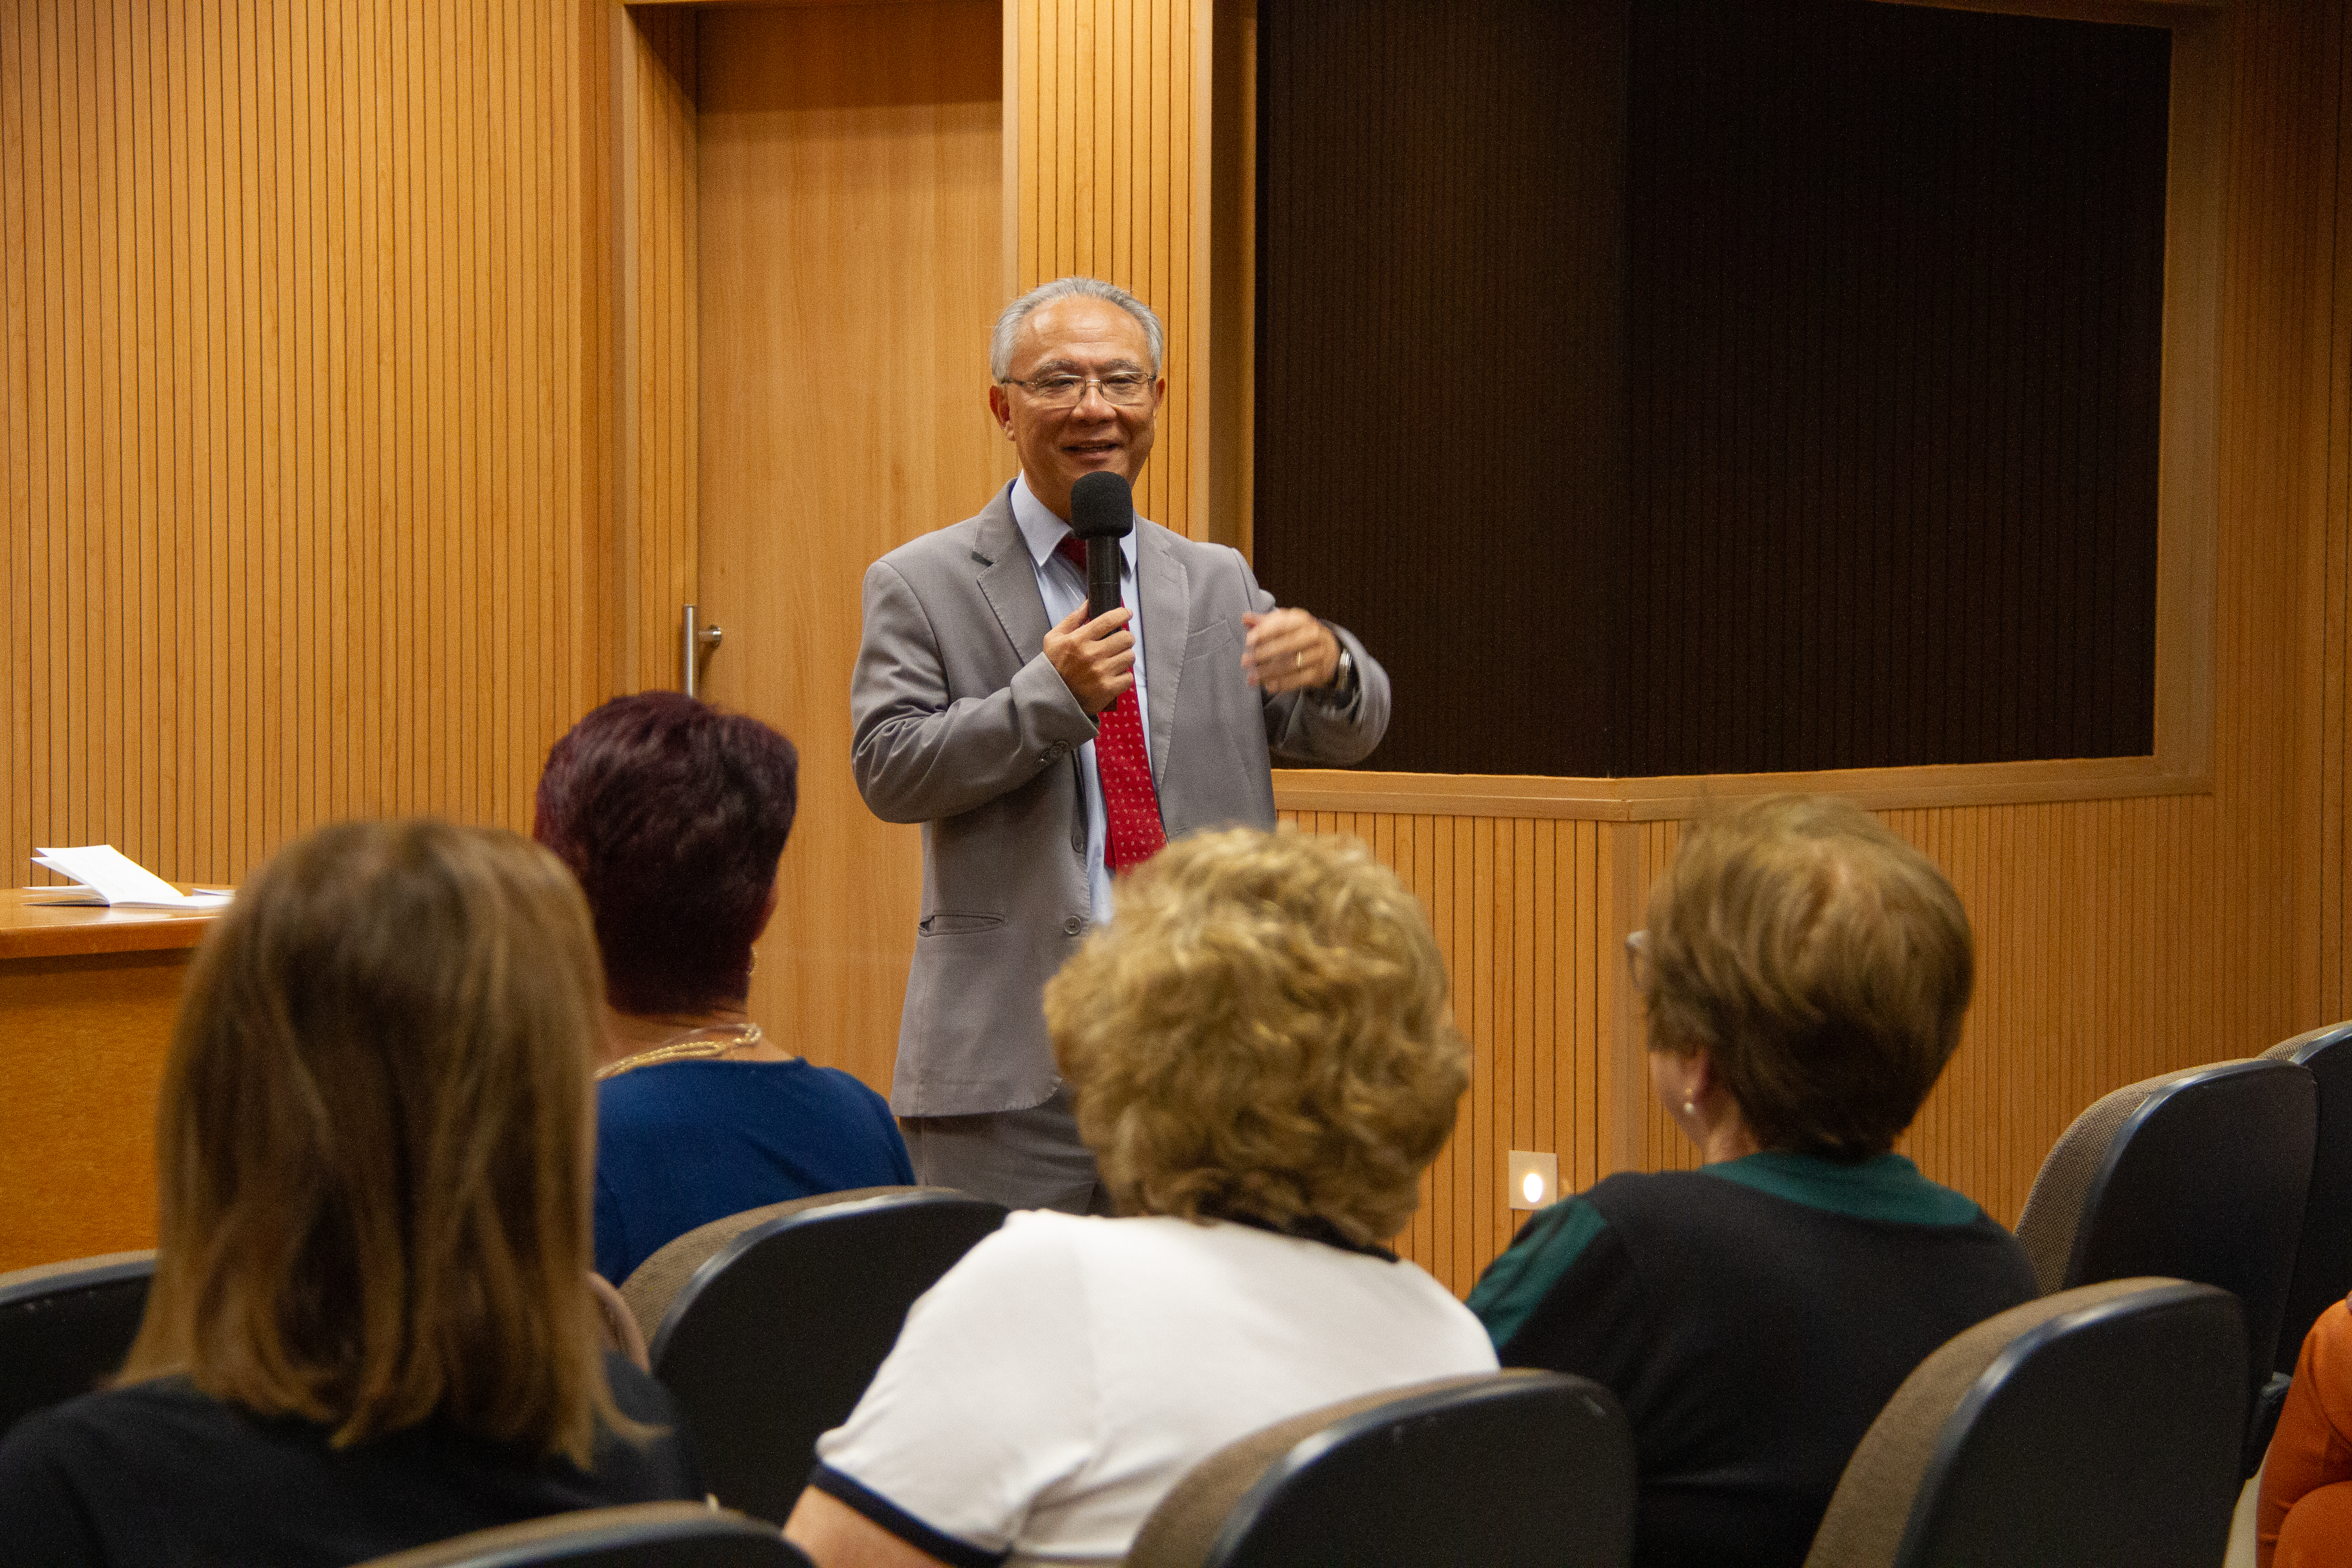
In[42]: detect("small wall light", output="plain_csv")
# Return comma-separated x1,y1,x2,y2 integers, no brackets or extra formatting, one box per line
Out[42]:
1507,1150,1560,1211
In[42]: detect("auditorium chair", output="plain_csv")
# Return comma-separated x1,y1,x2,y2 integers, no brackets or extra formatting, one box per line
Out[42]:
1125,1370,1635,1568
2264,1021,2352,1373
353,1501,808,1567
585,1272,649,1373
2011,1056,2314,1474
620,1186,1008,1526
0,1250,155,1441
1802,1278,2245,1568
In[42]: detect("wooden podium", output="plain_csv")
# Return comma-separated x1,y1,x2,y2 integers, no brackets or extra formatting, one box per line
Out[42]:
0,893,220,1273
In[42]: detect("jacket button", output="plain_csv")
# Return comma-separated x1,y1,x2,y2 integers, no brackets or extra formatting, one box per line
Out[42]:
1062,916,1084,936
1047,741,1070,761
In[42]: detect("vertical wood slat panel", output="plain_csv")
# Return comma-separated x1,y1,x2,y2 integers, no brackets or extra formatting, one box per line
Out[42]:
1289,788,2303,1304
1011,0,1206,540
2,0,623,891
1279,807,1611,1299
2306,0,2352,1024
626,8,693,696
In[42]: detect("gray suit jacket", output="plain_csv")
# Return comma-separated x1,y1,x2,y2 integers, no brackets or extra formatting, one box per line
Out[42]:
850,485,1391,1117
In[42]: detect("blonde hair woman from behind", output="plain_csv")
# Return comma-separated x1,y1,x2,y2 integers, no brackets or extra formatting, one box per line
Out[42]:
0,821,705,1568
784,827,1498,1568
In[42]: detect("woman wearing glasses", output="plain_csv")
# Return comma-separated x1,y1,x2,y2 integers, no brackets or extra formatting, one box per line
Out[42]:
1469,796,2036,1568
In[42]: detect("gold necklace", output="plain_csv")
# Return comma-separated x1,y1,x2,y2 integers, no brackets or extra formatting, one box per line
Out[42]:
596,1021,765,1081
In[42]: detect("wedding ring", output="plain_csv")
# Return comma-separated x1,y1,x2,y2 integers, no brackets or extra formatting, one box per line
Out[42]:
1294,651,1304,671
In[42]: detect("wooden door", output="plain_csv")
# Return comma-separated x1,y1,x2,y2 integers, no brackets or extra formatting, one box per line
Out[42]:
694,1,1012,1094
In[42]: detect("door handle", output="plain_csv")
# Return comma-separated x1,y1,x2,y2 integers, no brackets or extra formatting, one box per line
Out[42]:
681,603,724,696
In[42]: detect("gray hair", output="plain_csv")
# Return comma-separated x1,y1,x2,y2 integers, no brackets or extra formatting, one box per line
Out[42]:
990,276,1165,382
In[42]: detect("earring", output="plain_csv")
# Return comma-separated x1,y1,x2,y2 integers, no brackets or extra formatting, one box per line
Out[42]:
1681,1098,1696,1117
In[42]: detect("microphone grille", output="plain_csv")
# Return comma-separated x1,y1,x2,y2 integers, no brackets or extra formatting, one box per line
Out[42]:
1068,471,1135,539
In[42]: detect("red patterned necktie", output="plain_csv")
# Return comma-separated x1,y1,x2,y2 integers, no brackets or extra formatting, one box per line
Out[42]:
1056,536,1167,871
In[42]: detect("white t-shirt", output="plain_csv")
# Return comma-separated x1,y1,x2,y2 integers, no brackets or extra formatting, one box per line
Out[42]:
811,1210,1499,1567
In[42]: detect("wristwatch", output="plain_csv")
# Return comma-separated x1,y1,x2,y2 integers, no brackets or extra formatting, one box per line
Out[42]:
1312,640,1359,708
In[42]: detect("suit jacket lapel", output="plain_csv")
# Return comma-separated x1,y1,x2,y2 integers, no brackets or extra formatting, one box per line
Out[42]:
973,488,1051,662
1140,522,1187,788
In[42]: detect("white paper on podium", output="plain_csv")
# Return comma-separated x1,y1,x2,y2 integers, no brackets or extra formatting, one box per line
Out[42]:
27,845,235,909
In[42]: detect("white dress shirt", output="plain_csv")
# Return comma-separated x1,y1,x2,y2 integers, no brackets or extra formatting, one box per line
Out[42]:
1009,472,1152,925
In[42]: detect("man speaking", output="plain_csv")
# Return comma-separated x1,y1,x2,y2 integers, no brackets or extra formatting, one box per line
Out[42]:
850,276,1391,1211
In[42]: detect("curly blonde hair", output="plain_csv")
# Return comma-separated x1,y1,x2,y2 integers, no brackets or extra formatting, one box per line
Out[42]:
1044,827,1469,1244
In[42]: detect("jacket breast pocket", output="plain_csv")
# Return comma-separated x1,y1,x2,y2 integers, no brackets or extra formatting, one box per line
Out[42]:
920,912,1005,936
1185,616,1237,660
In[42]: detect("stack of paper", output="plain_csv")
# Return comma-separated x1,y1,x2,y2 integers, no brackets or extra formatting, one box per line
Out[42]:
27,845,234,910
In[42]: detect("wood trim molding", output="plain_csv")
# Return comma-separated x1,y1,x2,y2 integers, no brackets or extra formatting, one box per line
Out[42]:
1274,754,2211,821
1002,0,1023,302
1875,0,2224,21
2151,2,2226,784
1602,822,1643,1176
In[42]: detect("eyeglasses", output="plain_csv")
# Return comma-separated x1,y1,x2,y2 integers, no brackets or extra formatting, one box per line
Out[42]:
1000,372,1157,409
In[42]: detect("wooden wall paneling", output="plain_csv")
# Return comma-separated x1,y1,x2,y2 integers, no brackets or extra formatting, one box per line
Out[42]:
4,0,627,889
2330,3,2352,1021
6,4,36,878
1568,819,1597,1193
2220,0,2336,1043
0,0,645,1268
418,0,445,828
1204,0,1249,554
618,5,696,696
1446,813,1469,1270
0,948,185,1269
4,8,26,884
1009,0,1210,539
1279,806,1613,1298
2287,0,2352,1020
1635,818,1705,1177
1513,817,1538,1247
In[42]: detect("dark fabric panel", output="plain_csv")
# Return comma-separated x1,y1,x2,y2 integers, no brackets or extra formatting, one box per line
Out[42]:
1254,0,1630,777
1621,0,2166,774
1254,0,2166,778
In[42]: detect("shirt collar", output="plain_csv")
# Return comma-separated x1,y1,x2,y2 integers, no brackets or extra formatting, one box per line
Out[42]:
1012,472,1138,577
1699,1150,1985,1227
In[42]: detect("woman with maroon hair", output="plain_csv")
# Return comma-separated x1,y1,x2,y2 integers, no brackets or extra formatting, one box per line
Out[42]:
535,692,911,1286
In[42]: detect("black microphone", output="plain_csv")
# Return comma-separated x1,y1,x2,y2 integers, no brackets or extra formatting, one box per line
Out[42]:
1068,471,1134,622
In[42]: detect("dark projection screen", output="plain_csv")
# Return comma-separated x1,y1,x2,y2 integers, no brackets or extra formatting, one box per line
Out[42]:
1253,0,2168,777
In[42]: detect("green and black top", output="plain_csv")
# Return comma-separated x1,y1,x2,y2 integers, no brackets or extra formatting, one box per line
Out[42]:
1468,1152,2035,1568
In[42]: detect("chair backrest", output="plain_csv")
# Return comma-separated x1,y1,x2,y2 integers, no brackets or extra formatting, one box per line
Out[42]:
0,1250,156,1441
1127,1370,1635,1568
627,1186,1008,1525
2265,1020,2352,1372
585,1273,649,1373
616,1185,924,1340
353,1501,808,1568
1803,1277,2245,1568
2012,1057,2315,1400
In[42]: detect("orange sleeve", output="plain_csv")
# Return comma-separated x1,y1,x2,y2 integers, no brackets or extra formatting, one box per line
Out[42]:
2259,1300,2352,1568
